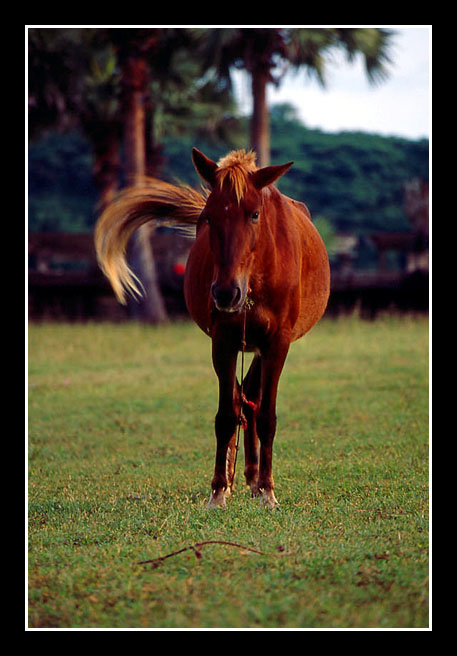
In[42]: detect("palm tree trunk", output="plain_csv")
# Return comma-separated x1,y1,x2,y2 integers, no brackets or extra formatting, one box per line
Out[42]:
250,67,270,168
92,126,121,213
122,55,167,323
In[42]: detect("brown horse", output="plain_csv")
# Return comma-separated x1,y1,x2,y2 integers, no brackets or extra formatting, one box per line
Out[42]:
95,148,330,508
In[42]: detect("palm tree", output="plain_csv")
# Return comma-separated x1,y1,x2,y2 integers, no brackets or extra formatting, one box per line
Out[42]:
110,27,241,322
107,29,167,323
197,27,395,166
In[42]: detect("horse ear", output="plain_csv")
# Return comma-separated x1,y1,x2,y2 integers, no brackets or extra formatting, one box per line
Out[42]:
251,161,294,190
192,148,218,187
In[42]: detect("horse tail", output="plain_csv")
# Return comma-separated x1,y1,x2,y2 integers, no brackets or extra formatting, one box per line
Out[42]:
94,178,208,304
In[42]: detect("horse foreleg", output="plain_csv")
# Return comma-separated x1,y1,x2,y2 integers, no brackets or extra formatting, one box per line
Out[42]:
207,333,239,509
257,339,290,508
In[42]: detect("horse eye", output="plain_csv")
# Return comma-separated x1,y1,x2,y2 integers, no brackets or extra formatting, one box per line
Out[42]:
251,211,260,223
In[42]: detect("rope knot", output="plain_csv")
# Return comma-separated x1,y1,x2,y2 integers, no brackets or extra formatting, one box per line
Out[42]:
242,392,258,413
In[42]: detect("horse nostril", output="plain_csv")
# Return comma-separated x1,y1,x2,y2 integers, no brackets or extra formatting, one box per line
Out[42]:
211,283,242,310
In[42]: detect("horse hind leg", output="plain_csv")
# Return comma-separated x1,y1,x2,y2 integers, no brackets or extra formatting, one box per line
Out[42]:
242,355,262,497
256,339,290,508
225,432,238,494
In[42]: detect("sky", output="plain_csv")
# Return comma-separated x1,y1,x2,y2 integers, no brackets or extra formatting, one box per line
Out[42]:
232,26,430,140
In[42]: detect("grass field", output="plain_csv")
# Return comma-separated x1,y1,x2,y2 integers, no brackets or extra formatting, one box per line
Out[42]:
28,315,429,629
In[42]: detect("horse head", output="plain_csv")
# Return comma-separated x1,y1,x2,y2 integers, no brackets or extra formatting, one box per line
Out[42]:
192,148,293,313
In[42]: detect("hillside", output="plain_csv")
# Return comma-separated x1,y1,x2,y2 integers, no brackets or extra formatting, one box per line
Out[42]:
28,103,428,238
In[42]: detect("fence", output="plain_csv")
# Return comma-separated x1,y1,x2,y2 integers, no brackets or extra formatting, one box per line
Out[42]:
28,230,428,321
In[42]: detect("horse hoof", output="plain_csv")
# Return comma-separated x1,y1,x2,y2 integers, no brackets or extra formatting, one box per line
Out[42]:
260,489,279,509
206,489,228,509
248,483,261,497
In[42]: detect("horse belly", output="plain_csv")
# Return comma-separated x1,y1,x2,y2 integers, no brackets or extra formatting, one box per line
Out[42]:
291,221,330,341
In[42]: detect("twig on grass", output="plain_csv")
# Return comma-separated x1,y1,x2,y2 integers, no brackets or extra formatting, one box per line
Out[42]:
137,540,264,568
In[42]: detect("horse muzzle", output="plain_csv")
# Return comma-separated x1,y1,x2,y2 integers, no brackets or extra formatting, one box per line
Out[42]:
211,281,245,313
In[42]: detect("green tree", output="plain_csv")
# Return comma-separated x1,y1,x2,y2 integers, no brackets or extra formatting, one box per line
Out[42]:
29,29,122,210
28,27,240,322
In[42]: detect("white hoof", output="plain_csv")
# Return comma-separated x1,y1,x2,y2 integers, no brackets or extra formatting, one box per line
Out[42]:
206,488,229,509
260,489,279,509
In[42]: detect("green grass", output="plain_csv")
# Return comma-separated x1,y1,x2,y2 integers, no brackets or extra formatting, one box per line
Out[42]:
28,316,429,628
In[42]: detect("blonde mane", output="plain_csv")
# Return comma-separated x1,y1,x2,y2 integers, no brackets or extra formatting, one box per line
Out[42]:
216,150,258,204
